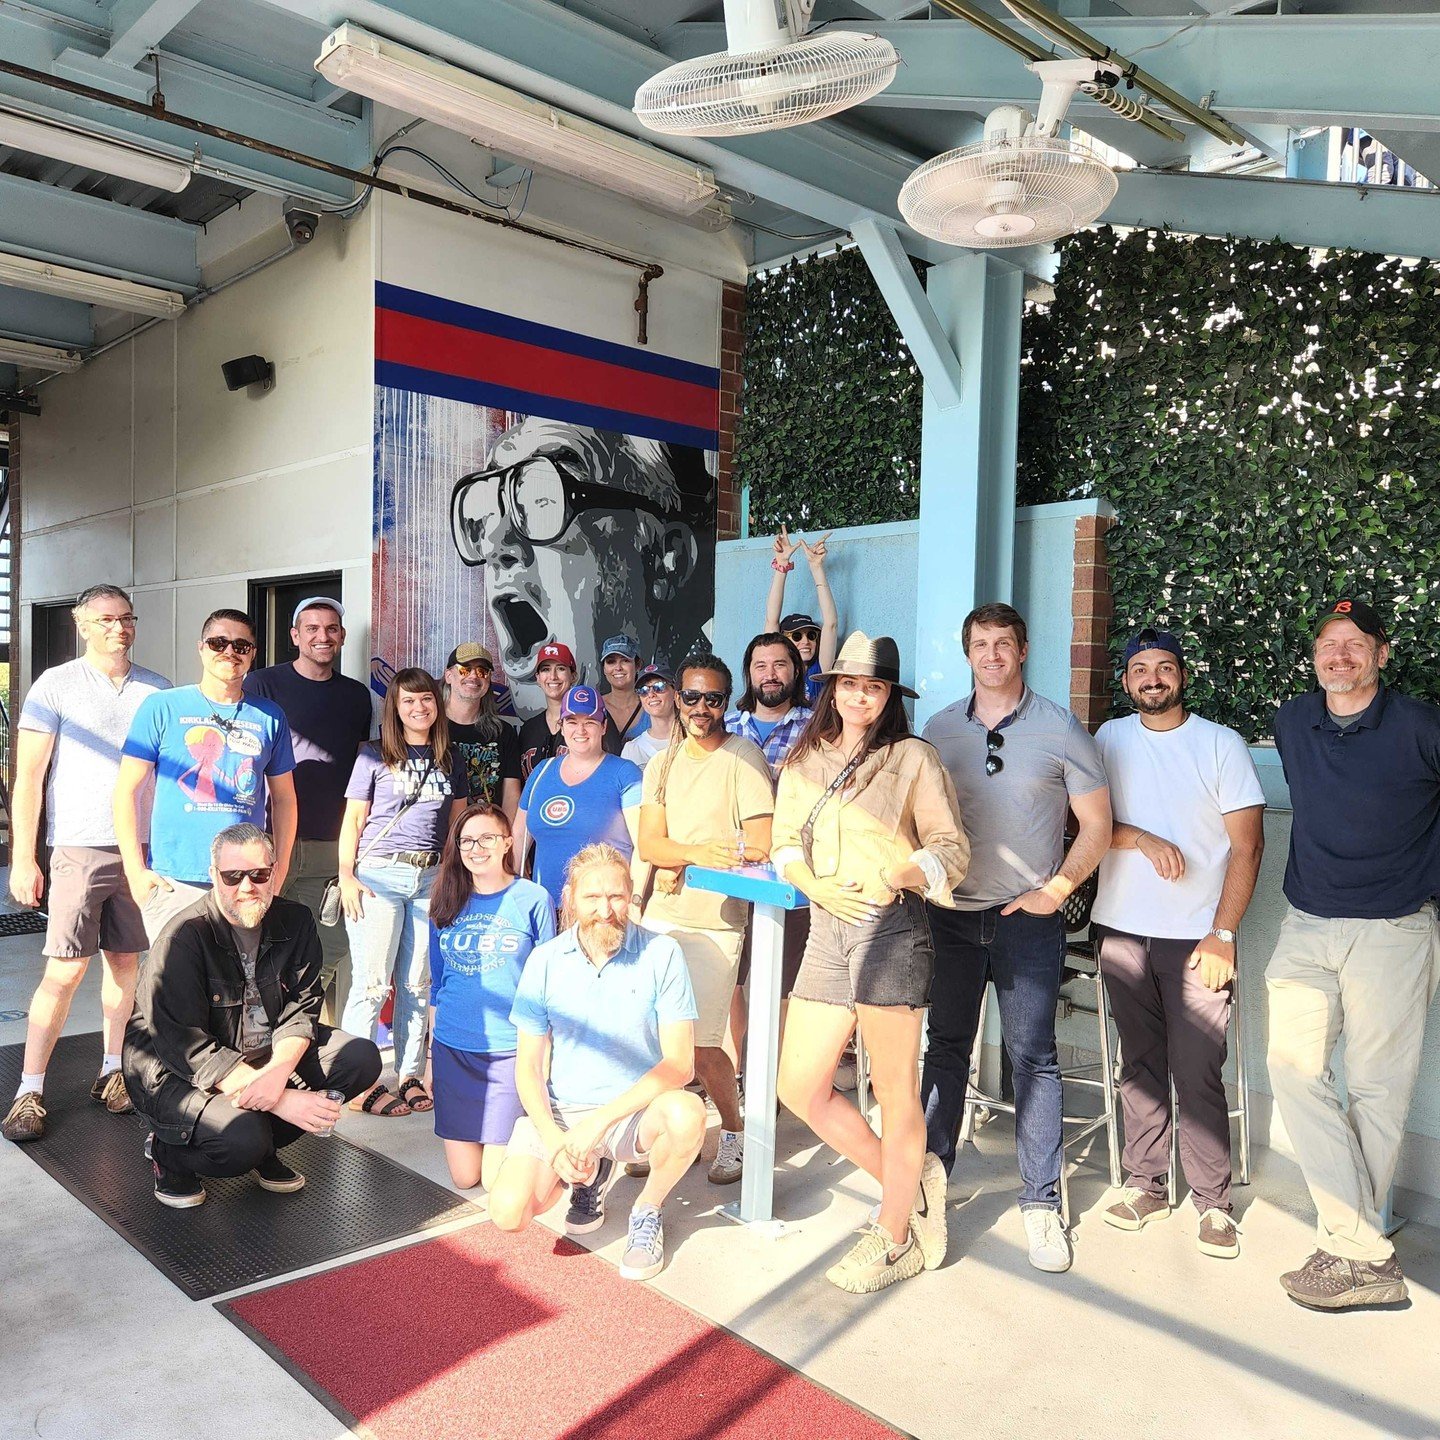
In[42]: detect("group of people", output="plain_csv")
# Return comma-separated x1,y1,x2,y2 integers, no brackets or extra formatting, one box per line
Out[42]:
3,562,1435,1313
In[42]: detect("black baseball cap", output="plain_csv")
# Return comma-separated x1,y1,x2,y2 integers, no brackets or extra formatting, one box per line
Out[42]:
1123,627,1184,669
780,612,819,633
1314,599,1387,642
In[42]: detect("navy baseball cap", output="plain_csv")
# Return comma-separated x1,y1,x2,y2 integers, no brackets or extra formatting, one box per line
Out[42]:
1314,598,1386,642
1123,627,1185,669
600,634,640,661
780,612,819,633
637,660,674,686
560,685,604,720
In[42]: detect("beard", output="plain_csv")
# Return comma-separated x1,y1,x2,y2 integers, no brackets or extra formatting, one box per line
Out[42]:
1319,660,1378,696
1132,685,1182,715
755,679,789,707
578,916,626,955
218,893,269,929
683,710,723,739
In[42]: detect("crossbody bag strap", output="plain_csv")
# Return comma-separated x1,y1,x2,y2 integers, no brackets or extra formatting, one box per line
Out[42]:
799,752,865,866
355,752,436,869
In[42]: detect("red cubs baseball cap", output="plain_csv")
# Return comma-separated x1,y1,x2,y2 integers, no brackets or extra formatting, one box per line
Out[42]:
535,641,577,671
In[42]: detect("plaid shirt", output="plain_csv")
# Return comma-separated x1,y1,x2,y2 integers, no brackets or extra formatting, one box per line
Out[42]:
725,705,812,774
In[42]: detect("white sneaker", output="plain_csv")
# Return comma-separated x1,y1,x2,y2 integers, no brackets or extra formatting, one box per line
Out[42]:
833,1059,858,1092
1023,1207,1072,1273
708,1128,743,1184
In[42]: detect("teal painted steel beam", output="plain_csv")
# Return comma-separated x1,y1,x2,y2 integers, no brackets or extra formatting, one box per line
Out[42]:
106,0,207,69
852,217,963,410
1106,170,1440,262
0,285,94,350
0,173,199,290
664,16,1440,134
913,253,1024,728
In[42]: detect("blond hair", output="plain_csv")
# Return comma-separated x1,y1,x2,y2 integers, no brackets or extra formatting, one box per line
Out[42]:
559,842,631,929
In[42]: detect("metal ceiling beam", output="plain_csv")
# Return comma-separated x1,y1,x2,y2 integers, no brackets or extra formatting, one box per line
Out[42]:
106,0,208,69
1106,169,1440,261
0,172,199,291
0,285,94,350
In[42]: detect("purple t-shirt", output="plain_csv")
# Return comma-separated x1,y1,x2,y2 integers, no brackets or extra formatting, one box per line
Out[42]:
345,743,466,856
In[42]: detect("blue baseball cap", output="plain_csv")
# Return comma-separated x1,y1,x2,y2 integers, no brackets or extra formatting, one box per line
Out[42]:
1123,627,1185,669
560,685,605,720
600,633,641,661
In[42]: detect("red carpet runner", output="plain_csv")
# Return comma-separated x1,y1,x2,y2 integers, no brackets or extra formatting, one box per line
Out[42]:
224,1220,905,1440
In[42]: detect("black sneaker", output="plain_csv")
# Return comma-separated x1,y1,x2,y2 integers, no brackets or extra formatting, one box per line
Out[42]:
564,1155,616,1235
1280,1248,1408,1310
145,1133,206,1210
253,1152,306,1193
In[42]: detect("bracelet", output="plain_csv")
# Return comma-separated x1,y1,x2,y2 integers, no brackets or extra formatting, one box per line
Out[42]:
771,558,794,572
878,870,899,896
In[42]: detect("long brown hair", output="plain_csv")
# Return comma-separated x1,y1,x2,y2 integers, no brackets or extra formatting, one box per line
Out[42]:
430,802,516,930
378,667,451,772
782,673,911,772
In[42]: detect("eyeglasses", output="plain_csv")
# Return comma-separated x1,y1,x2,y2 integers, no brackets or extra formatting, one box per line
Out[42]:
985,729,1005,777
679,689,726,710
88,614,137,630
217,867,273,886
785,627,821,645
457,834,507,852
637,680,670,696
452,453,669,554
203,635,256,656
453,662,491,677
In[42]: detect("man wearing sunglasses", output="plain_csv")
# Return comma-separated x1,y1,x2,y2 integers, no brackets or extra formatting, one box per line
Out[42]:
116,609,298,945
449,418,714,714
443,640,522,817
920,602,1111,1275
123,823,382,1208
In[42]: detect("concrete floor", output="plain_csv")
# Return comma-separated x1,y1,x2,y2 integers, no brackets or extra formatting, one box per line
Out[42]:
3,920,1439,1440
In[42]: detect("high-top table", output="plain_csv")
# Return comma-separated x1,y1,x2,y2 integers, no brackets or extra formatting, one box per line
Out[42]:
685,862,808,1234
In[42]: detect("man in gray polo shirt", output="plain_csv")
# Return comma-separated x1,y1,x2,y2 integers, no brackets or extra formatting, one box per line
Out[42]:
921,602,1111,1273
3,584,170,1143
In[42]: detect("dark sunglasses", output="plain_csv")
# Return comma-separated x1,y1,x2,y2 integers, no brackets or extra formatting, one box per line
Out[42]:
637,679,670,696
785,627,821,645
203,635,256,656
217,866,273,886
679,689,726,710
985,729,1005,777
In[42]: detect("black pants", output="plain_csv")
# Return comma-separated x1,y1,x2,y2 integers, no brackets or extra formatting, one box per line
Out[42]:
152,1027,381,1178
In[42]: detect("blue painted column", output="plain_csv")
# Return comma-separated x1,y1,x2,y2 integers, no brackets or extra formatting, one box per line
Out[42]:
913,252,1025,729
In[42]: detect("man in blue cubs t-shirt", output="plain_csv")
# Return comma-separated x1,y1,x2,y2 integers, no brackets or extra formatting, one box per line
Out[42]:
115,608,296,944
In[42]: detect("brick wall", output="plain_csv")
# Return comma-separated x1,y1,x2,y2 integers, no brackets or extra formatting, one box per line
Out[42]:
1070,512,1115,731
715,280,745,541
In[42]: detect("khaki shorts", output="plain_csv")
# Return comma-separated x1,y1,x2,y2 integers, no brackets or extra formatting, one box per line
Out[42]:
640,919,744,1047
44,846,148,959
507,1102,651,1167
140,878,209,946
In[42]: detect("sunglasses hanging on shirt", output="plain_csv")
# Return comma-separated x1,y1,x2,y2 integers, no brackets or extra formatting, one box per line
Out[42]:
985,729,1005,777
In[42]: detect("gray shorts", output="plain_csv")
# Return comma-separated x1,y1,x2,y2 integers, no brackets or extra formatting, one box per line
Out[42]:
506,1102,651,1168
792,893,935,1010
44,846,148,959
140,878,210,946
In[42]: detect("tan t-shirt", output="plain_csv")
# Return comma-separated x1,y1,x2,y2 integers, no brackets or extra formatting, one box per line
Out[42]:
642,733,775,932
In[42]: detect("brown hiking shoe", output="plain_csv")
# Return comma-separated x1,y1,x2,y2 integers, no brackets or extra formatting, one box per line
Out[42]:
90,1069,134,1114
2,1091,47,1143
1103,1186,1171,1231
1197,1208,1239,1259
1280,1249,1408,1310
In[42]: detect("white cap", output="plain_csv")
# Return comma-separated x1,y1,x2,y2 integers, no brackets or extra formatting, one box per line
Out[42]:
292,596,345,627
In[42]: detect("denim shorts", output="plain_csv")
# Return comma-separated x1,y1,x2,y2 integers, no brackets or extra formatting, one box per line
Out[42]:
792,893,936,1010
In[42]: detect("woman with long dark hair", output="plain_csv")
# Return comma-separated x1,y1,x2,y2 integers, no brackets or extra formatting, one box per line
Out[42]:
339,668,467,1117
772,632,970,1294
428,802,554,1190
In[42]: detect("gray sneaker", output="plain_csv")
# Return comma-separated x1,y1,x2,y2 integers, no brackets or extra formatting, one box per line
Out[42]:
1103,1186,1172,1231
620,1204,665,1281
1197,1207,1238,1259
1280,1249,1409,1310
708,1128,743,1185
564,1156,616,1235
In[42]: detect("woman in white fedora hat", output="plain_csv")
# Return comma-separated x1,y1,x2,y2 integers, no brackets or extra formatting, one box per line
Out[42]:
772,631,969,1294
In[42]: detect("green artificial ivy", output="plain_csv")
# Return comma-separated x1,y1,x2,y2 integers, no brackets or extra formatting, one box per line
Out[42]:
1019,226,1440,740
736,246,925,533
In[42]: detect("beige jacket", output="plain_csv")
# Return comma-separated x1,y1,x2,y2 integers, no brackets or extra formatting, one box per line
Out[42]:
772,737,969,908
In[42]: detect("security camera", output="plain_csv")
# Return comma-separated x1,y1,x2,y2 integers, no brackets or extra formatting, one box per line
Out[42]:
283,203,321,245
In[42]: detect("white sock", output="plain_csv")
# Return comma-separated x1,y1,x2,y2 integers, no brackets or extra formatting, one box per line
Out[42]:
18,1072,44,1097
101,1054,122,1077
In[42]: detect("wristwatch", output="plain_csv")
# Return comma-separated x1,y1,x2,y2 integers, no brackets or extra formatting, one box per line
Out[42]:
1209,927,1237,944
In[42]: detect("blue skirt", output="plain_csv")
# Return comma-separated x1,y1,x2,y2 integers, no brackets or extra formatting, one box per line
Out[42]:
431,1041,525,1145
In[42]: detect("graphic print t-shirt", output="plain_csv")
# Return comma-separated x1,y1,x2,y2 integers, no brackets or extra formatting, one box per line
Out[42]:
429,880,556,1053
123,686,295,884
518,755,643,908
231,922,272,1058
448,718,522,804
346,744,468,856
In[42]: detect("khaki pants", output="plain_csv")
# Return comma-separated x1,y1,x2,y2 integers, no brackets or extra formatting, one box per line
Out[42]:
285,838,351,1021
1266,904,1440,1262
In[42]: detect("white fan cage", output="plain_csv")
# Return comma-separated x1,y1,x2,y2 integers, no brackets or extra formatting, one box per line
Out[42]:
634,31,899,137
899,134,1119,248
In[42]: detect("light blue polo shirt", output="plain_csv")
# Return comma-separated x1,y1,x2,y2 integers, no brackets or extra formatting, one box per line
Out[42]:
509,922,698,1106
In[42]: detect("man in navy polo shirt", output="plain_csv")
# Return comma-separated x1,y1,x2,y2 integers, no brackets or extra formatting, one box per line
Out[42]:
1267,598,1440,1310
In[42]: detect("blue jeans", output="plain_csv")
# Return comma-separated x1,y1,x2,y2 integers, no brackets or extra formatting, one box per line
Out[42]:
921,904,1065,1210
339,858,436,1083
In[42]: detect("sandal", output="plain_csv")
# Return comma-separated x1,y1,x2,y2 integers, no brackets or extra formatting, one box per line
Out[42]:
397,1077,433,1113
349,1083,411,1117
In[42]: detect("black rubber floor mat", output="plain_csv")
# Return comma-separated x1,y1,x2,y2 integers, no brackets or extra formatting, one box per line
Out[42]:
0,910,49,936
1,1033,477,1300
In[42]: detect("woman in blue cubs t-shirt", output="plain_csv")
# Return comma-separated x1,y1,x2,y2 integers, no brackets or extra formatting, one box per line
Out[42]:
514,685,642,911
427,802,554,1191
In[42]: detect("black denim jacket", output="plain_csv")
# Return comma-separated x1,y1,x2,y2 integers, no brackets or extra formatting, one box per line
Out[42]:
123,892,323,1144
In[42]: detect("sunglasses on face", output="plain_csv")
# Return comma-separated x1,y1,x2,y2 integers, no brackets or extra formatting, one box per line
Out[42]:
217,867,273,886
454,662,491,677
679,689,726,710
785,628,821,645
985,729,1005,778
637,680,670,697
458,834,507,852
203,635,255,656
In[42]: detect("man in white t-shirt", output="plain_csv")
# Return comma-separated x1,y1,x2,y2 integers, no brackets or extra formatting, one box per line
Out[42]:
1091,627,1265,1258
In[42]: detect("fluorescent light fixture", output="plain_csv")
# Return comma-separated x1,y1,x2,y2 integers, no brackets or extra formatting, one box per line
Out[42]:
316,24,719,216
0,105,191,193
0,251,187,318
0,337,84,372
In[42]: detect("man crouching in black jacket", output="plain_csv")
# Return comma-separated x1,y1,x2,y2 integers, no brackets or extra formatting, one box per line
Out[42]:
124,822,381,1208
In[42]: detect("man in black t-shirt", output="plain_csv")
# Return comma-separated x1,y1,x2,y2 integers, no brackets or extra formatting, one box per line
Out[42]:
518,641,577,779
244,597,372,1009
443,640,522,817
